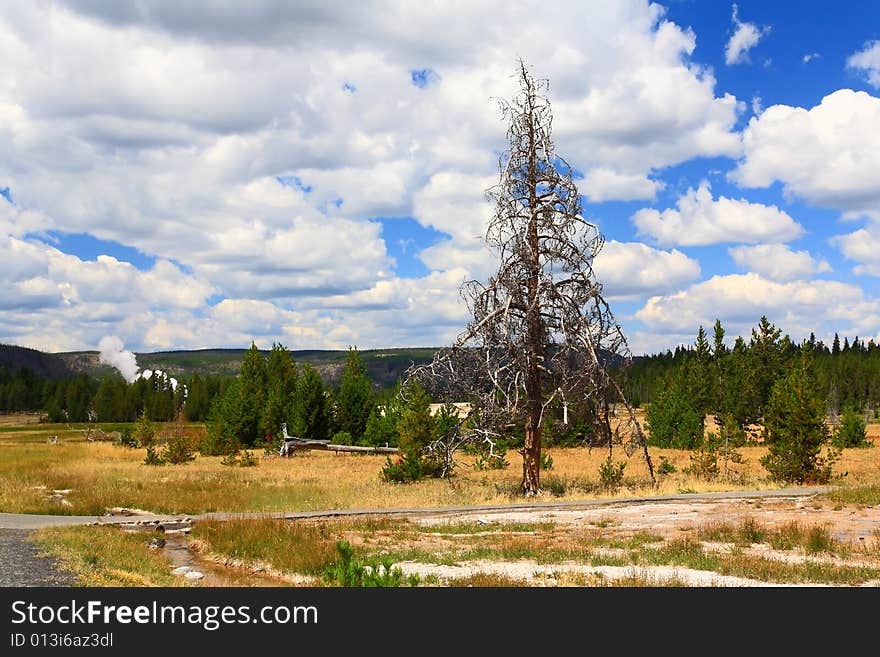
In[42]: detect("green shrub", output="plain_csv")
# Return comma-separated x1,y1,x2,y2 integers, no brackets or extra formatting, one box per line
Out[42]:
539,450,554,470
199,423,240,456
472,440,510,471
598,456,625,490
379,382,446,483
115,426,137,448
832,406,869,449
133,410,155,448
332,431,353,446
544,476,566,497
657,455,677,476
323,541,418,587
220,450,258,467
143,445,164,466
162,419,195,465
685,435,719,481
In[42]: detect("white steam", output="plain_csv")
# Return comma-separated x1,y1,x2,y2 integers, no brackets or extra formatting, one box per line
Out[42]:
98,335,139,383
139,368,180,392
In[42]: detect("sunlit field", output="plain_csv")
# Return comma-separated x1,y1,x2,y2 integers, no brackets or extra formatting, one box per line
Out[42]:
2,418,878,516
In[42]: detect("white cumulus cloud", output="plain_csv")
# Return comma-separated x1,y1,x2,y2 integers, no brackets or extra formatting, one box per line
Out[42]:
593,241,700,300
632,182,803,247
731,89,880,213
728,244,831,281
634,273,880,348
847,40,880,88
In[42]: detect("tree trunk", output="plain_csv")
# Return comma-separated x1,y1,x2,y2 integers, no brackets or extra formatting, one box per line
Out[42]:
521,67,543,496
522,414,541,495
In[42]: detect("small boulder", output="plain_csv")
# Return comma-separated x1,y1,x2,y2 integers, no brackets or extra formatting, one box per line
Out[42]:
172,566,191,575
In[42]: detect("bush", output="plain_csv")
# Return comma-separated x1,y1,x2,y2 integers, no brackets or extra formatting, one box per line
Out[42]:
143,445,164,466
539,450,554,470
199,422,240,457
133,410,155,448
115,426,138,448
657,455,677,476
598,456,625,490
381,452,445,483
332,431,353,446
323,541,419,587
379,382,446,483
685,443,719,481
220,450,258,467
472,440,510,471
162,418,196,465
832,406,869,448
544,476,566,497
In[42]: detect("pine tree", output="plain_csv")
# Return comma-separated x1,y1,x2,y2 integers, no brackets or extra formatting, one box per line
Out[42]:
750,315,783,417
712,319,727,358
335,347,375,443
292,363,330,441
184,373,211,421
687,326,714,436
720,336,756,427
233,342,268,447
761,345,837,484
93,374,127,422
363,381,404,447
645,368,703,449
380,381,443,482
832,405,868,448
262,343,297,447
832,333,841,356
133,408,155,447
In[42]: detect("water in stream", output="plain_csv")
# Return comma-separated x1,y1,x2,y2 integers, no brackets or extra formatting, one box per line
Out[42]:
161,532,294,587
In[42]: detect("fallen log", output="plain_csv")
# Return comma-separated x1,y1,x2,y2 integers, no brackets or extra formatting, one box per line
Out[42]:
279,439,399,456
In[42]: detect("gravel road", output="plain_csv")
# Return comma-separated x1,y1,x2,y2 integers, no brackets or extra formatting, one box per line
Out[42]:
0,529,74,587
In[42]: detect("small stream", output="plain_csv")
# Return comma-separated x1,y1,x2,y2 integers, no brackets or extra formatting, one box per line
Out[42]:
162,532,293,587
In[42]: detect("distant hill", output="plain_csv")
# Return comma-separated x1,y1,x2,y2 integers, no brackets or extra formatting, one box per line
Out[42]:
0,344,73,380
6,343,638,392
53,347,440,390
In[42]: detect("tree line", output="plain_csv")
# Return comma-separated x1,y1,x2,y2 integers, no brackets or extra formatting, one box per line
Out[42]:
0,366,217,423
623,317,880,417
633,316,870,484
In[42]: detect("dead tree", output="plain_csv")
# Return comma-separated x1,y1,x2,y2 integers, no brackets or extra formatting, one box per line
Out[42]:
408,61,654,495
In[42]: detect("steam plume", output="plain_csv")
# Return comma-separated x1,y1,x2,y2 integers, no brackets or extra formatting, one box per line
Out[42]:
98,335,138,383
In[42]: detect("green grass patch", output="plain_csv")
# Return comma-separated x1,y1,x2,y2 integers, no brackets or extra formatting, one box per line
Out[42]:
32,526,178,586
191,518,338,575
824,485,880,507
591,533,665,550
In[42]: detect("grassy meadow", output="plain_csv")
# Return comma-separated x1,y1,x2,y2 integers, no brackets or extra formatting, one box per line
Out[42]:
10,413,879,587
2,415,879,516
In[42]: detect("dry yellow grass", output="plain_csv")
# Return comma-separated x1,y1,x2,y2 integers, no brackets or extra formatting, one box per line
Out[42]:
0,421,878,515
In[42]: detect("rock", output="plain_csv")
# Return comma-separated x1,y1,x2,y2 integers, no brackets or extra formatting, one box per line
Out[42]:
172,566,191,575
184,571,204,580
147,537,166,550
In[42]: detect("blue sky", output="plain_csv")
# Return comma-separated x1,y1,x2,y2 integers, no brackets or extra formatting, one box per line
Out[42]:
1,1,879,356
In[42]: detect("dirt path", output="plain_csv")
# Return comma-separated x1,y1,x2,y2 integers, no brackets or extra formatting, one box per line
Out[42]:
0,487,834,530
